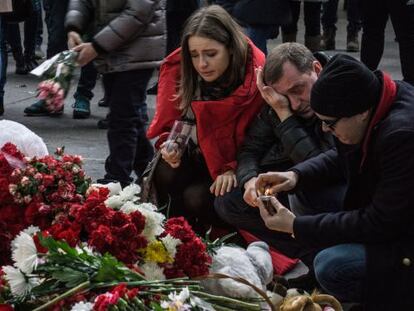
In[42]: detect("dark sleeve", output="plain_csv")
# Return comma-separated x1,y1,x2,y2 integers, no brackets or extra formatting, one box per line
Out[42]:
277,116,331,164
65,0,93,34
92,0,158,53
293,130,414,247
237,108,278,188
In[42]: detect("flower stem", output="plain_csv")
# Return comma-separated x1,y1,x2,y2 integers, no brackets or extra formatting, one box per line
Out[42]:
32,281,90,311
191,291,261,310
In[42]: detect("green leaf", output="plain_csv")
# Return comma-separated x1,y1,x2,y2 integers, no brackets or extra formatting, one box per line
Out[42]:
93,253,127,283
52,268,88,288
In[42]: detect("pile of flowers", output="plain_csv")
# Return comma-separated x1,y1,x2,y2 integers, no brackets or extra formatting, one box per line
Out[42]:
31,50,78,113
0,143,269,310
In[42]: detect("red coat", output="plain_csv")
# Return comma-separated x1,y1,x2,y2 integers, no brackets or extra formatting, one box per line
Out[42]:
147,41,265,179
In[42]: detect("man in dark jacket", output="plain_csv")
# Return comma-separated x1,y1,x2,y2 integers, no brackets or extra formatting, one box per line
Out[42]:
215,43,345,263
255,54,414,310
65,0,166,187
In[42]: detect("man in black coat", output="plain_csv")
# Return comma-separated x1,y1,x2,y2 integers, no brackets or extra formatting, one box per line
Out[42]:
256,54,414,310
215,43,345,265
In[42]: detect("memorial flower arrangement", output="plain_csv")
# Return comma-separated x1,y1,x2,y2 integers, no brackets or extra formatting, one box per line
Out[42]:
0,143,271,311
31,50,78,113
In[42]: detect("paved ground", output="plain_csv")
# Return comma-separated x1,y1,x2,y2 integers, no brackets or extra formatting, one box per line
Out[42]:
1,3,402,184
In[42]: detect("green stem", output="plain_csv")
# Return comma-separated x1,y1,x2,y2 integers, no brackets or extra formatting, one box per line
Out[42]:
192,291,261,311
33,281,90,311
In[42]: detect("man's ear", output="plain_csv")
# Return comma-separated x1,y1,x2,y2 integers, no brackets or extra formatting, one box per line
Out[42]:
313,61,322,76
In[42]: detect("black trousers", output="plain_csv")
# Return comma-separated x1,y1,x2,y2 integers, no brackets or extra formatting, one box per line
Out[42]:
153,148,227,232
361,0,414,85
103,69,154,187
282,1,321,37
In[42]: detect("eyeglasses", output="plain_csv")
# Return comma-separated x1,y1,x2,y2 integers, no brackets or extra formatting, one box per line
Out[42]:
320,117,341,130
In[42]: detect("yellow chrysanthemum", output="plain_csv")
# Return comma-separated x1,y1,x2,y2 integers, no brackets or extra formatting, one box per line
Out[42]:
142,241,173,264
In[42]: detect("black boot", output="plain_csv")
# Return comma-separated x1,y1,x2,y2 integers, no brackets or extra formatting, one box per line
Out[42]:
321,28,336,51
12,51,27,75
346,32,360,52
24,56,39,73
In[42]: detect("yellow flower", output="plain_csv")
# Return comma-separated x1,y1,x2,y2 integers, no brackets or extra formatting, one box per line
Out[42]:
142,241,173,264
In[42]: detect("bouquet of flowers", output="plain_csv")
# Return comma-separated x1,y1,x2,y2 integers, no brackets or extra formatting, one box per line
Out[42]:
0,143,274,310
31,50,78,113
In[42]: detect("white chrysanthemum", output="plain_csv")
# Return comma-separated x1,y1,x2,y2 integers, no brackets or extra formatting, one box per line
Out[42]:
161,234,182,258
140,262,166,281
3,266,41,297
119,201,140,214
104,195,124,209
12,232,40,274
139,209,165,241
119,184,141,201
70,301,94,311
136,202,157,211
161,287,191,311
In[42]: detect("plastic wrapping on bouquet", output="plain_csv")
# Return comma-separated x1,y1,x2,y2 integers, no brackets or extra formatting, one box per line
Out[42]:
165,120,194,155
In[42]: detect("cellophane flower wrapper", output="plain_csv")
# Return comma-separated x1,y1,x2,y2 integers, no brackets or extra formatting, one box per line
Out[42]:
31,50,78,113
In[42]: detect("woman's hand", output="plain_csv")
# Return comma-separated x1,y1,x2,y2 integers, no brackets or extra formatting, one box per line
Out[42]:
160,141,182,168
257,196,295,234
210,170,238,196
255,66,293,121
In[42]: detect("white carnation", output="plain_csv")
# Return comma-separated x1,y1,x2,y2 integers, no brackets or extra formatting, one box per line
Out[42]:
119,201,140,214
105,195,124,209
119,184,141,201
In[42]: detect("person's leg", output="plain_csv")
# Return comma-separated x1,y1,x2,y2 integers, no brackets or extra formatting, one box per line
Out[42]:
73,62,98,119
346,0,362,52
314,244,366,302
102,69,153,187
303,1,322,52
35,0,44,58
388,0,414,85
23,0,41,71
281,1,300,42
6,24,26,74
244,25,274,55
0,18,8,115
360,0,388,71
321,0,338,50
43,0,68,58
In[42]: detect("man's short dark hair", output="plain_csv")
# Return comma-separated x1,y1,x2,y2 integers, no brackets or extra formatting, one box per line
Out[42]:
264,43,315,85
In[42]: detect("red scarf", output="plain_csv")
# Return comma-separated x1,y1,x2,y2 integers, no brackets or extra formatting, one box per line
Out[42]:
360,73,397,169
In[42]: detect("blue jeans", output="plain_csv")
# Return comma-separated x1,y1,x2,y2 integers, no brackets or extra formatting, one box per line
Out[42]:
103,69,154,186
74,62,98,100
245,25,274,55
314,244,366,302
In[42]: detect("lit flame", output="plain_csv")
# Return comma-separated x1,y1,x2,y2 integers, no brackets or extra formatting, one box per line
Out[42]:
264,188,271,196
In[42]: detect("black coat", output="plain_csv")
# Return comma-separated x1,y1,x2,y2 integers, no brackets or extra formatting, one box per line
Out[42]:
292,77,414,310
237,105,333,188
214,0,291,26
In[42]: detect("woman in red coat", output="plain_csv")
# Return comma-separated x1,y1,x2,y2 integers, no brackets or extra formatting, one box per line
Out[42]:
147,5,264,231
